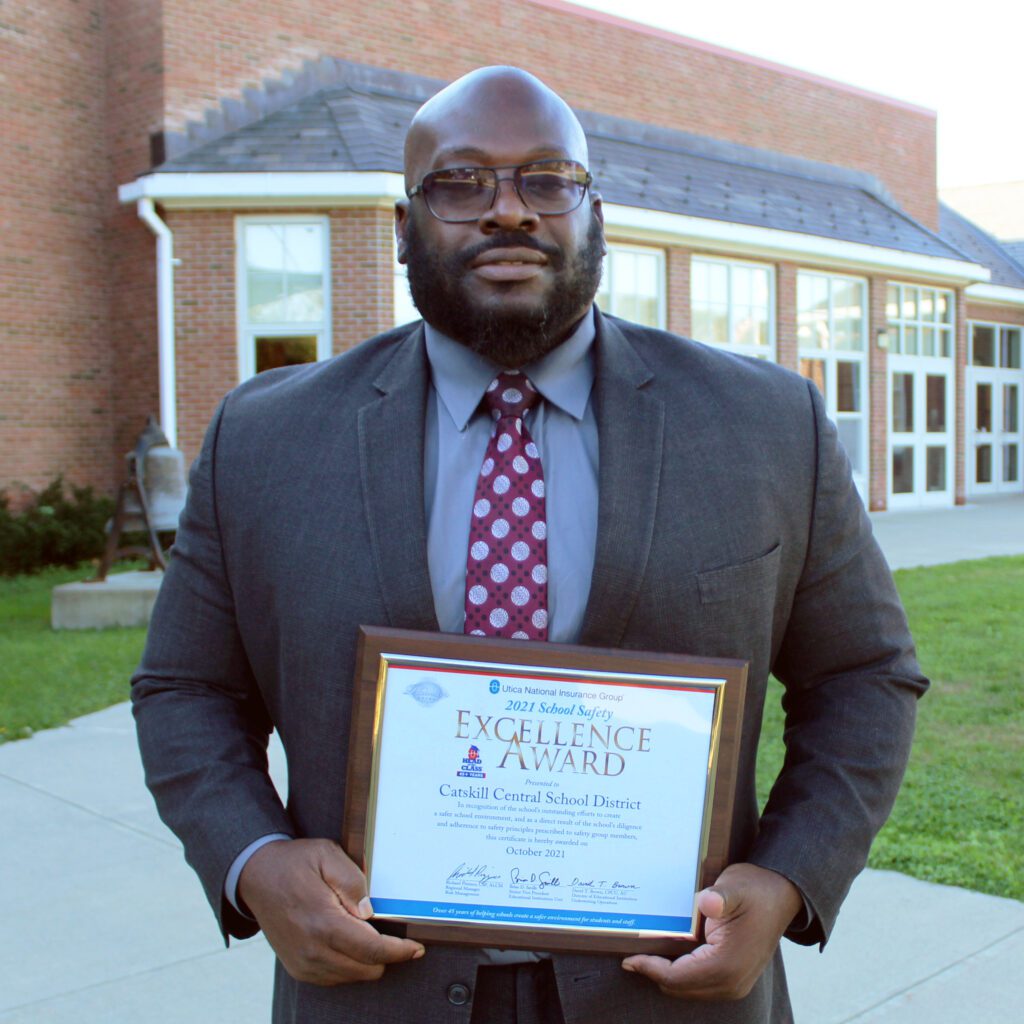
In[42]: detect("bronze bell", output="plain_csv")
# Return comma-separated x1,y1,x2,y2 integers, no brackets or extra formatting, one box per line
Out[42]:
91,417,188,580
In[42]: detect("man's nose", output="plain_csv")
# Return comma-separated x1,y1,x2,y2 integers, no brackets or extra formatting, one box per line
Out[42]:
479,177,540,231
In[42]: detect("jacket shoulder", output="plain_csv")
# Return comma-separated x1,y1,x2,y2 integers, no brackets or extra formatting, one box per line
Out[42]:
603,315,811,406
222,321,423,420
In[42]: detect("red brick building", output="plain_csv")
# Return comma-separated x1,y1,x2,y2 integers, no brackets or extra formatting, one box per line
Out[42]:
4,0,1023,510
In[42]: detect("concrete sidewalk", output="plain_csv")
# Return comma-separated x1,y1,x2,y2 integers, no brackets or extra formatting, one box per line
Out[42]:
1,495,1021,1022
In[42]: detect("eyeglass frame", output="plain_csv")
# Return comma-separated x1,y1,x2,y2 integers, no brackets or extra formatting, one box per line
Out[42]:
406,158,594,223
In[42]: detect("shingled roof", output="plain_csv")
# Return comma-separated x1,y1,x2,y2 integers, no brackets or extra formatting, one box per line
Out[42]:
157,58,968,264
939,204,1024,290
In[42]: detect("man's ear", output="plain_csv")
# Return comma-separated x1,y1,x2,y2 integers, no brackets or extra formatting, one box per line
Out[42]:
395,200,410,264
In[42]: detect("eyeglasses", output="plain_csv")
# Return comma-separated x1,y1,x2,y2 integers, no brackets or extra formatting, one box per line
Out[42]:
407,159,593,223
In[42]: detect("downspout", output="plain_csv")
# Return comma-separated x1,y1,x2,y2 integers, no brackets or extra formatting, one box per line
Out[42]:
136,198,178,448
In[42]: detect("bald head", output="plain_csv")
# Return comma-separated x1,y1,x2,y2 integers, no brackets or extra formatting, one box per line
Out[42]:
404,67,589,189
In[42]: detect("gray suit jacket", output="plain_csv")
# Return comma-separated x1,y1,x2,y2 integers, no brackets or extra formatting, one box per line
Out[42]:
132,312,927,1023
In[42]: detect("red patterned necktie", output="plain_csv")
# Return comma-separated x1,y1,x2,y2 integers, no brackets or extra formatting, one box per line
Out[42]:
464,371,548,640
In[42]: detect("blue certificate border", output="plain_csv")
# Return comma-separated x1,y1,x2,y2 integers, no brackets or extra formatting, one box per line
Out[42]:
372,897,691,935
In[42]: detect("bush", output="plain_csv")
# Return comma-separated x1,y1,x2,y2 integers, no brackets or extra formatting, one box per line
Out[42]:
0,477,114,576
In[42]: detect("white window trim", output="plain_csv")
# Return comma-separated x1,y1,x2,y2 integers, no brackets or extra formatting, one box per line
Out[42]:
796,269,870,497
884,281,955,360
235,214,332,381
691,254,776,360
598,242,667,328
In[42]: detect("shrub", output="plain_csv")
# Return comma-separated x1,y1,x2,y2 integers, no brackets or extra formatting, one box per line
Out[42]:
0,477,114,576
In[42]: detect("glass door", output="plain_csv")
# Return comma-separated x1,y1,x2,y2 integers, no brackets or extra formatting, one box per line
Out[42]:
888,356,954,507
968,324,1023,494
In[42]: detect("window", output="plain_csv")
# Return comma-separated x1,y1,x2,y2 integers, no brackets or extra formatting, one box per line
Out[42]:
237,217,330,379
596,244,665,327
968,320,1024,494
691,257,773,358
972,323,1022,369
797,272,868,485
394,234,420,326
884,283,954,357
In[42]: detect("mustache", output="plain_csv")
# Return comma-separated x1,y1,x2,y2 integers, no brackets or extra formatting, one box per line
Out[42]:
458,233,562,267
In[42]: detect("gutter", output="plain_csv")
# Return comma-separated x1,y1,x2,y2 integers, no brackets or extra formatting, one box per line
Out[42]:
135,198,179,448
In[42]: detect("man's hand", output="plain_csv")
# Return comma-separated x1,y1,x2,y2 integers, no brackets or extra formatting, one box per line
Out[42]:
238,838,426,986
621,862,802,1001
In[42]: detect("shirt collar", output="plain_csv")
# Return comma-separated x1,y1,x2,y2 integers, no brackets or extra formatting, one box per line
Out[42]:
423,307,597,431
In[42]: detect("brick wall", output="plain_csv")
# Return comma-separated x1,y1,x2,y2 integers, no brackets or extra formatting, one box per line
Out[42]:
106,0,166,473
665,246,691,338
775,262,798,371
158,0,938,226
0,0,116,506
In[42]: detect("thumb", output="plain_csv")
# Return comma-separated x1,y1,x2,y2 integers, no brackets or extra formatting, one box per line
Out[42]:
318,840,374,920
697,885,732,922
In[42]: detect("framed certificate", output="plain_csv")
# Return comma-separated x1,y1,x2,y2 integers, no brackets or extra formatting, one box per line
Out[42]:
343,627,747,956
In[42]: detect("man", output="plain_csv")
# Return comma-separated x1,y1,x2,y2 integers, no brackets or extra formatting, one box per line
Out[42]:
132,66,927,1023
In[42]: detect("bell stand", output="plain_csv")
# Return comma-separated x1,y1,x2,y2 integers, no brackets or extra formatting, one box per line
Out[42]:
89,418,172,582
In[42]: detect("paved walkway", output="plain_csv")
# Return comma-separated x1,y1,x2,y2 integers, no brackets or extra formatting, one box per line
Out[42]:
1,496,1021,1022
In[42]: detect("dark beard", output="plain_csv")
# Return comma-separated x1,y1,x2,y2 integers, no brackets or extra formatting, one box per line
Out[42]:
402,213,605,367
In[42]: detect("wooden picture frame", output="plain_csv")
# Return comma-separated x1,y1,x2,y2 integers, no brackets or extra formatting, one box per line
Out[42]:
342,627,747,956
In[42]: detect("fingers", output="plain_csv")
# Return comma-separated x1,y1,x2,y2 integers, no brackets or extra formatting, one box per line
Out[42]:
623,943,748,1001
621,864,802,1002
239,837,426,986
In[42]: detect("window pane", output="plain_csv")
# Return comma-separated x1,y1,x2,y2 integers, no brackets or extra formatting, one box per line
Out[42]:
732,266,753,307
1005,445,1020,483
902,286,919,321
893,446,914,493
245,223,324,323
926,447,946,491
886,284,900,321
837,418,864,475
255,335,318,373
903,325,918,355
938,327,952,358
976,384,992,432
1002,328,1022,369
919,289,934,321
926,375,946,432
972,325,996,366
1005,386,1020,433
937,291,952,323
976,444,992,483
800,358,826,400
922,327,936,357
797,274,829,350
837,361,860,412
893,373,914,432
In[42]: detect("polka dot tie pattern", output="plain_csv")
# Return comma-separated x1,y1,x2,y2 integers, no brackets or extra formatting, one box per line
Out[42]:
464,371,549,640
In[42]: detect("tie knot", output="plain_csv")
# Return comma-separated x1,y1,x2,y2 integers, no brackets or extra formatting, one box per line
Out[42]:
484,372,540,422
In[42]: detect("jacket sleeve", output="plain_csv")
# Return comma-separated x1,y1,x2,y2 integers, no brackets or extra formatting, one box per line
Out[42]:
747,379,929,948
131,397,295,940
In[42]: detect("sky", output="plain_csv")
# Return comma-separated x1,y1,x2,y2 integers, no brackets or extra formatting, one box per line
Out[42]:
573,0,1022,189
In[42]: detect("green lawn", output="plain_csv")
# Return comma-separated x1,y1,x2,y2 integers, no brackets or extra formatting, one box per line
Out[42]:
0,565,147,741
3,557,1022,900
757,555,1024,901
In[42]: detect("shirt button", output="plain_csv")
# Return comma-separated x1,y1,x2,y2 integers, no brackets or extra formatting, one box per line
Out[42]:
447,982,471,1006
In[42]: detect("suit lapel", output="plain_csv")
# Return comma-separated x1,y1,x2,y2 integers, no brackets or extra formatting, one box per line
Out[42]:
357,325,440,631
578,315,665,647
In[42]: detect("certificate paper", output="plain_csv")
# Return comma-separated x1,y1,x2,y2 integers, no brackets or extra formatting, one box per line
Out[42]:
347,635,744,952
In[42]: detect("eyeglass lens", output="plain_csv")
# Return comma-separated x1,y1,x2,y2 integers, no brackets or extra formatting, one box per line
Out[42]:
422,161,589,221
